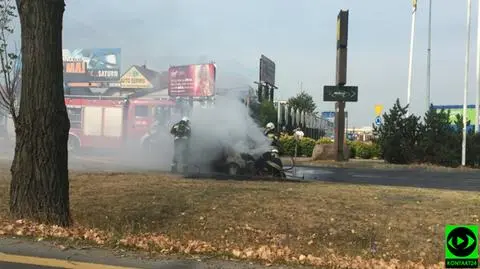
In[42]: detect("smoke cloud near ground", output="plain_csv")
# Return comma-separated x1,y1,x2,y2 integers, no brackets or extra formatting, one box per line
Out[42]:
0,112,175,173
68,122,176,173
0,90,271,174
88,91,272,173
188,92,272,172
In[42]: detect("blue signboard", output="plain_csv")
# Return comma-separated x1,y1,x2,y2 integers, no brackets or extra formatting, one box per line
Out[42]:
374,116,382,126
321,111,336,123
62,48,121,82
321,111,335,118
321,111,349,124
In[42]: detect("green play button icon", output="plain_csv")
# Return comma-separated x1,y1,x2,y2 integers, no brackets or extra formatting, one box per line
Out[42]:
445,225,479,268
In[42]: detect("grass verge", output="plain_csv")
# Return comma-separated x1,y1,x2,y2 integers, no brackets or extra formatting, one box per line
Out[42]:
0,169,478,268
282,157,480,172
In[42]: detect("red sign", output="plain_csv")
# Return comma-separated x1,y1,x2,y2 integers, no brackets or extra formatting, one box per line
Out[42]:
63,61,86,73
168,63,216,97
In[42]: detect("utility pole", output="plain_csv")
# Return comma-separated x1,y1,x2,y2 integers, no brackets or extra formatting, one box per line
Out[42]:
334,10,349,161
322,10,358,161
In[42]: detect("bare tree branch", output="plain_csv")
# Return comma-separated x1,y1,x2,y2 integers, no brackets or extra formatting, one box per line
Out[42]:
0,0,19,124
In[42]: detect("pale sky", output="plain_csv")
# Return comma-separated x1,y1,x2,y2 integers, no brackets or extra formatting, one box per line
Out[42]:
58,0,480,126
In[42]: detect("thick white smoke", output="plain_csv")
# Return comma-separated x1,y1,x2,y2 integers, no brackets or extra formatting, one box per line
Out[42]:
0,89,273,174
187,91,272,172
97,90,273,173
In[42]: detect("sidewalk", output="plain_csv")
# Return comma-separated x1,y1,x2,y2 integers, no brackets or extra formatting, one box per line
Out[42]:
0,237,304,269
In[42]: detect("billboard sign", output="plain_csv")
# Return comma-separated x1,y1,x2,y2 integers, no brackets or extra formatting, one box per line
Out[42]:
321,111,336,123
168,63,216,97
446,108,476,124
433,105,478,125
120,66,152,89
62,48,121,82
321,111,348,123
259,55,275,86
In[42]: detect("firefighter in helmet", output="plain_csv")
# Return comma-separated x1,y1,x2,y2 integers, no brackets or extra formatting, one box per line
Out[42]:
170,116,191,173
264,122,276,139
264,122,281,151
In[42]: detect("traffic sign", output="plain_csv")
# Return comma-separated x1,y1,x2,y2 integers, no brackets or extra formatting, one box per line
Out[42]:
323,85,358,102
374,116,382,126
374,104,383,116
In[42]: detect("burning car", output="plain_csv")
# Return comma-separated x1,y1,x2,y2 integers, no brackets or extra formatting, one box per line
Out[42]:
207,138,286,178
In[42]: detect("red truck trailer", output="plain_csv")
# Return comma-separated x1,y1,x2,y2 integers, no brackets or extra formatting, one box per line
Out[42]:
65,91,176,153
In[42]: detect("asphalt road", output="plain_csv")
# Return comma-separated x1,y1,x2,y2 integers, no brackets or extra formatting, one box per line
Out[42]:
292,166,480,191
0,145,479,192
66,155,480,191
67,156,480,192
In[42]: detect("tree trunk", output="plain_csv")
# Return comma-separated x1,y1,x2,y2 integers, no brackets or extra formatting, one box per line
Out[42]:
9,0,70,226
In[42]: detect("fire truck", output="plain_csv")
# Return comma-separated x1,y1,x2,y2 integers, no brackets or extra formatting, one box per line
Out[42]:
65,90,176,153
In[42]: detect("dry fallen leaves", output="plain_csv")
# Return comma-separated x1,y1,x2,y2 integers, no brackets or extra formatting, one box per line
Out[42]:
0,219,445,269
225,245,445,269
0,219,110,245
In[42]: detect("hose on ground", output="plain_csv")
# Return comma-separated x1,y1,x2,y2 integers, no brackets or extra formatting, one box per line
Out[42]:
280,156,296,172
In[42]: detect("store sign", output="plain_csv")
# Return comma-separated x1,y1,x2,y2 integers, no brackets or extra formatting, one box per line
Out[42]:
63,61,86,73
120,67,152,89
90,69,120,78
62,48,121,81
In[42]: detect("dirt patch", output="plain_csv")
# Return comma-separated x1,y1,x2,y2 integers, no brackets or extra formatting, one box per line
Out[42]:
0,169,478,268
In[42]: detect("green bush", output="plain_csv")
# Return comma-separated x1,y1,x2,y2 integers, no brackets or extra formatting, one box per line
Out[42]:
299,137,316,157
279,135,296,156
348,142,357,158
370,143,381,159
347,140,358,158
279,135,316,157
374,101,480,168
347,141,381,159
356,143,373,159
415,106,459,167
467,132,480,167
317,137,334,144
373,98,421,164
249,100,277,126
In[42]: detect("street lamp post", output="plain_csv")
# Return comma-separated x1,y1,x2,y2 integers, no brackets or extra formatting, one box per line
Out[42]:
407,0,418,115
426,0,432,112
476,0,480,133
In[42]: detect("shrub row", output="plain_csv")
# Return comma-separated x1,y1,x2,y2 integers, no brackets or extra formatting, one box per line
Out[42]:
278,135,381,160
278,98,480,168
347,141,381,159
374,99,480,168
279,135,316,157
